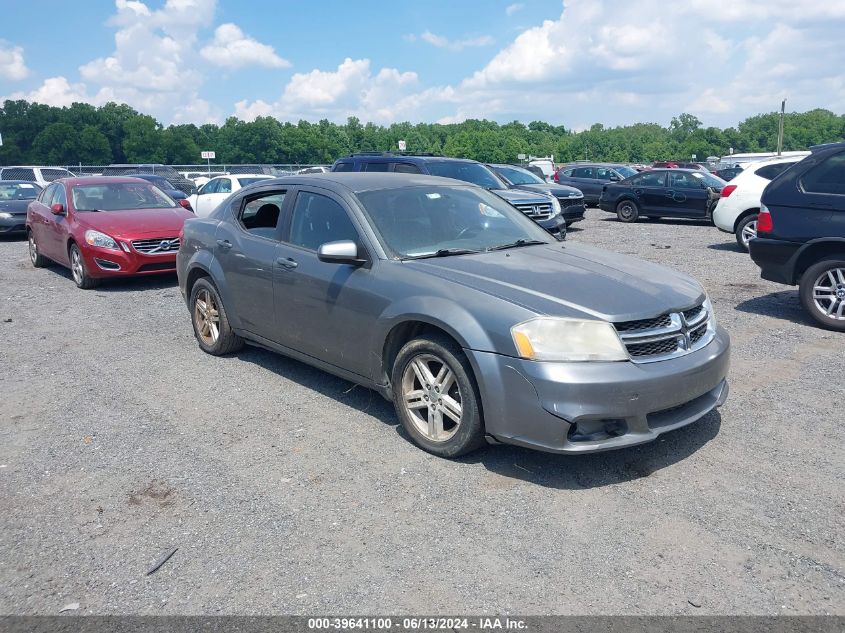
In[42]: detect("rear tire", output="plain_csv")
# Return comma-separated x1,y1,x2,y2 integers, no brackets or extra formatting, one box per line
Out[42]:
799,259,845,332
190,277,244,355
735,214,758,252
391,334,486,458
69,243,99,289
616,200,639,223
28,230,48,268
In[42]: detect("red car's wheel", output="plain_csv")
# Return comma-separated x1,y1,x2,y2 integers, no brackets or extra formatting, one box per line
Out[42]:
69,243,99,289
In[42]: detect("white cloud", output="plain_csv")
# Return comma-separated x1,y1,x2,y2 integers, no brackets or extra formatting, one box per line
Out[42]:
411,31,495,52
235,58,419,124
7,76,97,107
505,3,524,16
200,23,290,69
0,42,29,80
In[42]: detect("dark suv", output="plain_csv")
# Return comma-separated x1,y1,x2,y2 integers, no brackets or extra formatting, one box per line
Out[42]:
487,163,586,225
101,164,197,195
332,153,567,237
749,141,845,331
555,163,638,205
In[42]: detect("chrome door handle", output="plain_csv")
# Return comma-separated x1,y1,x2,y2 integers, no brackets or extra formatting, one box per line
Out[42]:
216,239,232,249
277,257,298,269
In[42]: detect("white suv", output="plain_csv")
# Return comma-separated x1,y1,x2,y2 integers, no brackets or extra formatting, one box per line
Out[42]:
712,157,802,251
0,166,75,187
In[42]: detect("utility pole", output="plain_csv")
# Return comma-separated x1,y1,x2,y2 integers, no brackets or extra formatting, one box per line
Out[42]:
776,98,786,156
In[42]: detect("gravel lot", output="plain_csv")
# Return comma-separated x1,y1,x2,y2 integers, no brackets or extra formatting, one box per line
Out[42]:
1,209,843,616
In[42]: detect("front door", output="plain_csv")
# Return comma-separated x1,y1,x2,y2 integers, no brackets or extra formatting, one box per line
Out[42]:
273,188,377,378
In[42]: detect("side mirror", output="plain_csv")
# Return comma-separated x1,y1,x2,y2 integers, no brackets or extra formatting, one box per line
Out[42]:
178,198,192,210
317,240,365,265
51,203,65,215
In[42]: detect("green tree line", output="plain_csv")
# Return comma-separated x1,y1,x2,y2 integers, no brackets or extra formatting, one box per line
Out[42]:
1,99,843,167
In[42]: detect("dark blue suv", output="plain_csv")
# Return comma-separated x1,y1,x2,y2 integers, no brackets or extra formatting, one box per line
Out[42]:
750,141,845,331
332,153,567,237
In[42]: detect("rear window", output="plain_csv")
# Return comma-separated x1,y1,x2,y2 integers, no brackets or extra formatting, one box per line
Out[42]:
425,161,503,189
755,163,795,181
237,177,268,187
41,168,73,182
333,162,355,172
800,153,845,195
363,162,391,172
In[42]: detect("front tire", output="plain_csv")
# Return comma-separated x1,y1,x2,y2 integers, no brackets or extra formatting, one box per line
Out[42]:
616,199,639,223
28,230,48,268
190,277,243,355
391,335,486,458
735,214,758,252
799,259,845,332
69,243,99,289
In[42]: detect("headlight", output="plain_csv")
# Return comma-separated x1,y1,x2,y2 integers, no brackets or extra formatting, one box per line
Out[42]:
511,317,628,362
85,229,119,250
703,295,716,325
548,195,561,216
0,212,12,219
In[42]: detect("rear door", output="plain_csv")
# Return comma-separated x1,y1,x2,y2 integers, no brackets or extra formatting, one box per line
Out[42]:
213,187,289,341
664,171,710,217
273,187,378,377
629,171,669,213
799,150,845,238
29,184,57,257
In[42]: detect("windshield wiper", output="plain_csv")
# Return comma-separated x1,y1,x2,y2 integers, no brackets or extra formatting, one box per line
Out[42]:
403,248,481,260
487,239,546,251
76,208,103,212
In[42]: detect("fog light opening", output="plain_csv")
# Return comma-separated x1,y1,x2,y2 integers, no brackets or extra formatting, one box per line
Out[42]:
568,418,628,443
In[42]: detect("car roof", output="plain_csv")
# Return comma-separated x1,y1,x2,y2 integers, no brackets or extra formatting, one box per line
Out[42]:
338,154,476,164
1,165,69,169
255,172,477,194
563,162,627,168
211,173,272,179
809,141,845,153
53,176,153,186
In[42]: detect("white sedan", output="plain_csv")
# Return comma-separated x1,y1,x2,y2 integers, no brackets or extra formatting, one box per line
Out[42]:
712,156,804,251
188,174,273,217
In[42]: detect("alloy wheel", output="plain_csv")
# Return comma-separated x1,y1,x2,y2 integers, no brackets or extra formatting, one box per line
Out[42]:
401,353,463,442
740,220,757,248
194,288,221,345
70,248,84,285
812,267,845,320
28,233,38,264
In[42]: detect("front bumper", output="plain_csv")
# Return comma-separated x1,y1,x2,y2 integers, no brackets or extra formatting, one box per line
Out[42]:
536,213,567,236
0,214,27,234
748,237,802,285
558,199,586,223
80,244,178,278
466,325,730,454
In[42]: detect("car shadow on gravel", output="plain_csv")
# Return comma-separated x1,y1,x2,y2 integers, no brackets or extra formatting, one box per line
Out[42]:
735,290,818,327
461,411,722,490
707,241,743,252
38,265,178,292
599,217,712,226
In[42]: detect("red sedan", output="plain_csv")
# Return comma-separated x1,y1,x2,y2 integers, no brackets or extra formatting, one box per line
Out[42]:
26,177,194,289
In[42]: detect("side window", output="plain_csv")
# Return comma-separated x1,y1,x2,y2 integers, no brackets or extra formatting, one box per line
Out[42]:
217,178,232,193
596,167,614,180
239,191,286,238
800,153,845,195
3,167,37,181
393,163,422,174
333,162,355,172
199,179,219,194
363,162,390,172
573,167,595,179
562,168,574,177
669,172,698,188
632,172,666,187
288,191,359,251
40,184,57,206
53,184,68,208
41,169,71,182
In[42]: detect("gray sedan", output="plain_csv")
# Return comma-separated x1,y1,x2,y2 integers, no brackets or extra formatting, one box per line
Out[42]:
177,173,729,458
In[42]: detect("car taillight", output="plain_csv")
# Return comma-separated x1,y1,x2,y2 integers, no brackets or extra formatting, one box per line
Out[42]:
721,185,737,197
757,204,773,233
553,171,559,182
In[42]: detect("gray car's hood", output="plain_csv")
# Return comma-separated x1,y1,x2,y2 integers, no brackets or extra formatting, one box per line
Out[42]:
406,242,704,321
491,188,552,204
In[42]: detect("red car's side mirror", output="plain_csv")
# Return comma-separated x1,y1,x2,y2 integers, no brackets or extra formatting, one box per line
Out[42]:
51,203,65,215
178,199,192,210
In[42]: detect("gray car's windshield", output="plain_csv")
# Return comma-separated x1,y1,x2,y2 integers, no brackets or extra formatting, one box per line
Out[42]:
425,161,505,190
493,165,545,185
0,182,41,200
71,183,177,211
355,185,552,259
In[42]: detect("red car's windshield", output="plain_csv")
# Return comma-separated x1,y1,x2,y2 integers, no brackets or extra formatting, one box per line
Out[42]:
71,183,177,211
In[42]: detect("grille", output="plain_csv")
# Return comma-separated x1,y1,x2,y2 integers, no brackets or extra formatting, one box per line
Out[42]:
513,202,554,220
614,313,672,332
627,337,680,357
613,302,712,362
132,237,180,254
